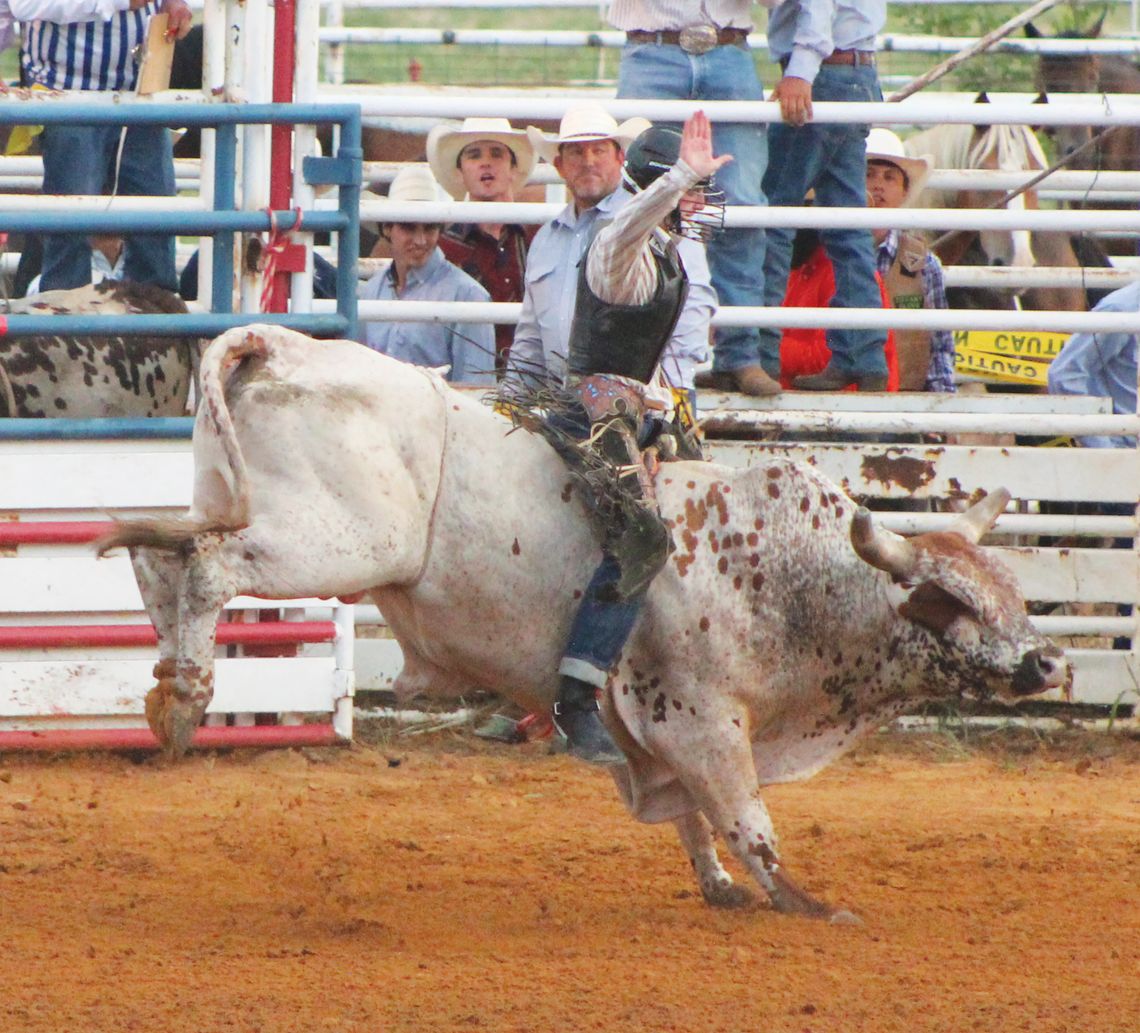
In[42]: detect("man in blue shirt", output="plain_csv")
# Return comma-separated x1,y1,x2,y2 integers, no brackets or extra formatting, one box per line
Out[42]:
358,167,496,385
1048,280,1140,450
761,0,889,392
13,0,192,292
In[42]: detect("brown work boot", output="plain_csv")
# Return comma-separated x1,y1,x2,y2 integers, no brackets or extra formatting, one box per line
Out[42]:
731,365,783,397
792,365,888,392
695,366,782,397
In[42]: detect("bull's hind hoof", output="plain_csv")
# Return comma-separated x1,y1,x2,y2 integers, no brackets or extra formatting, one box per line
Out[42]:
829,909,863,926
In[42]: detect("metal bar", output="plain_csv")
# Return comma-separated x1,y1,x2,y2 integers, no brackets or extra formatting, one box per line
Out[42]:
0,102,363,127
701,410,1139,437
0,209,347,233
0,723,343,752
0,622,338,648
0,312,347,338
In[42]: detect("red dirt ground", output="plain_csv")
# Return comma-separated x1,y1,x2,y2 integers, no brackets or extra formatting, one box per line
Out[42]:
2,728,1138,1033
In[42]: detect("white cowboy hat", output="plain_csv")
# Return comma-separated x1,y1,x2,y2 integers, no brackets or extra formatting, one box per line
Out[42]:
526,103,651,164
425,117,537,200
865,127,933,204
368,166,444,235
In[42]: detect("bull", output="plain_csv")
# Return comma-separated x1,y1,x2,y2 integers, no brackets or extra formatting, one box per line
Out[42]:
1,280,198,417
98,324,1068,921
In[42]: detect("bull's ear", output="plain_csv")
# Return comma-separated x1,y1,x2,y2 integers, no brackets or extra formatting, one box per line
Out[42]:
949,488,1010,543
851,508,917,579
898,581,974,636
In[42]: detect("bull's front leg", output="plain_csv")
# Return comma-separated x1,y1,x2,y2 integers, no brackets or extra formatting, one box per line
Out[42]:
672,811,754,909
659,725,859,923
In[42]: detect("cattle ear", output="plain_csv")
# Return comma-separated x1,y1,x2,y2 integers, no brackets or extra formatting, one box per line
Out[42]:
897,581,975,636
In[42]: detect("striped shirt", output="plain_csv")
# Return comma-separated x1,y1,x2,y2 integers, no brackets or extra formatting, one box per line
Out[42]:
15,0,155,91
607,1,771,31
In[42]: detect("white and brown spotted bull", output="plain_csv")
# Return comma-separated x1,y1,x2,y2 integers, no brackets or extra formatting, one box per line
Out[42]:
1,280,198,417
98,324,1068,922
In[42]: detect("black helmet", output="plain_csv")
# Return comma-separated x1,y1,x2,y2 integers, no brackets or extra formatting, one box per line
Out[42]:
622,125,726,243
622,126,683,192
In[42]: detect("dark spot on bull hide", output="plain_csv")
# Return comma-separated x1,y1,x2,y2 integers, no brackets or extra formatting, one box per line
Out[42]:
717,556,728,575
511,538,520,555
767,483,780,499
751,572,764,591
767,466,782,479
561,483,573,503
733,575,742,590
705,483,729,525
800,496,810,513
698,616,710,632
652,693,667,722
672,699,682,711
572,589,582,600
746,532,758,546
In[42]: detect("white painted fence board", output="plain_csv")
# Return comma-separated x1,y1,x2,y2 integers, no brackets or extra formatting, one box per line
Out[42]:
354,638,405,691
0,557,338,614
0,450,194,510
998,548,1138,604
697,393,1113,415
1058,650,1140,708
706,443,1139,503
0,657,343,717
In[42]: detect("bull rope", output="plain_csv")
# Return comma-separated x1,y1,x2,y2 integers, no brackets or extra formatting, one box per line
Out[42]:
402,368,452,590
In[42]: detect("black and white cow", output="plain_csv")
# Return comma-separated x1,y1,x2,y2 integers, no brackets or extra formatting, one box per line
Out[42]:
1,280,199,417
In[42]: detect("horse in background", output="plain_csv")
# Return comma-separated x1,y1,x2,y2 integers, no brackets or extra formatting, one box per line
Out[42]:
903,120,1110,312
1027,15,1140,173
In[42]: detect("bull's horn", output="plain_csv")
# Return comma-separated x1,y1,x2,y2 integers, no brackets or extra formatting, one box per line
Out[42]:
950,487,1011,544
851,507,917,579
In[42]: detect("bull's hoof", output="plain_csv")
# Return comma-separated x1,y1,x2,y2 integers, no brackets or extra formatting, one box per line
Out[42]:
167,708,200,760
144,679,175,745
703,882,756,910
769,868,836,920
828,909,863,926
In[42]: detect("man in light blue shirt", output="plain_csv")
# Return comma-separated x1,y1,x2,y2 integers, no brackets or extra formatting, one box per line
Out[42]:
1048,280,1139,450
358,167,496,385
508,105,716,401
761,0,889,392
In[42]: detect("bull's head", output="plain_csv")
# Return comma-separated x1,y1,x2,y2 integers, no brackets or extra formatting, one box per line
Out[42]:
850,489,1069,701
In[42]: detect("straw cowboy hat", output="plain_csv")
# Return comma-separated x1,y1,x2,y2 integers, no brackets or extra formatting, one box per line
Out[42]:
368,166,444,234
426,117,537,200
865,127,933,204
526,103,651,163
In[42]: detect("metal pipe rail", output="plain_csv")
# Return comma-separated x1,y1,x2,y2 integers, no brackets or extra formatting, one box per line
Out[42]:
341,299,1140,335
700,411,1139,438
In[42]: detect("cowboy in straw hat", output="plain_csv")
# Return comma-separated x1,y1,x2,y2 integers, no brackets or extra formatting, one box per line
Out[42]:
357,165,496,385
863,128,954,393
502,110,728,765
426,117,539,371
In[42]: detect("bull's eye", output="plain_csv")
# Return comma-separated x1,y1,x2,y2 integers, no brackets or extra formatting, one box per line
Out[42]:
898,581,975,636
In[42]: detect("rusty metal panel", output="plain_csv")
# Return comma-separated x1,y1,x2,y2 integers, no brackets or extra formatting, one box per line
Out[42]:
1055,650,1140,708
998,547,1138,603
705,442,1139,504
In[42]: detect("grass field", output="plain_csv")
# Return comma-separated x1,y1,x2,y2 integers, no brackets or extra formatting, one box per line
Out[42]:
0,3,1132,94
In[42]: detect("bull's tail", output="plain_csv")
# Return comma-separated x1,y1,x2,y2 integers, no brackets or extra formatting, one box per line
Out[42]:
97,326,275,555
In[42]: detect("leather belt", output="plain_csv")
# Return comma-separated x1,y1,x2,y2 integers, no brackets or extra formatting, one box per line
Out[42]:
820,48,876,66
626,27,750,55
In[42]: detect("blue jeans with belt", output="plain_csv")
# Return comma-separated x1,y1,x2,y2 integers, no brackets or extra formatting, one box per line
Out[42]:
758,63,888,379
617,40,772,376
39,123,178,292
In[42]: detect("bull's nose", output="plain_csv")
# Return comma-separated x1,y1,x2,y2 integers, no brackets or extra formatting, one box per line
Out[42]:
1012,648,1068,695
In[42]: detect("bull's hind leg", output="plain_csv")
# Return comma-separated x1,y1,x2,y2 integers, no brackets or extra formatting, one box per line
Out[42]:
132,535,238,757
673,811,755,909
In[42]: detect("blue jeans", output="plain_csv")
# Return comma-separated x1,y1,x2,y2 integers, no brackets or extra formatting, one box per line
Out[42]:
40,123,178,292
617,41,771,375
759,64,887,378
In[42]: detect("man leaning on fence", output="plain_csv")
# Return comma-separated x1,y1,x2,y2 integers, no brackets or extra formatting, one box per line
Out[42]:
610,0,782,398
11,0,192,292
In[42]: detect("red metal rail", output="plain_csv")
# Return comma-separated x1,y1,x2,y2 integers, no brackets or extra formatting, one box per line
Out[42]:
0,723,342,752
0,521,116,545
0,622,337,649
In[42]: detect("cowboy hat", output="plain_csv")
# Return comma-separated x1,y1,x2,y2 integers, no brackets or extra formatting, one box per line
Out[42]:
865,127,933,204
526,103,651,164
426,117,537,200
367,166,444,235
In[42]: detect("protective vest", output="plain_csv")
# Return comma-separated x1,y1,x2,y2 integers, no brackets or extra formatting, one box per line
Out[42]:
882,232,935,392
567,230,688,384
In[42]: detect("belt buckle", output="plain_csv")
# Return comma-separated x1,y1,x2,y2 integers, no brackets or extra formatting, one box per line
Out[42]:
679,24,719,55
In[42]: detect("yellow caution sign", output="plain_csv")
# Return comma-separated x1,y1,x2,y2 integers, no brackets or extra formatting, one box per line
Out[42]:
953,329,1071,386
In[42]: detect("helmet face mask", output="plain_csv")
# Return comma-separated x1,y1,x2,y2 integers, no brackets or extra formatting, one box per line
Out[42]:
623,126,726,242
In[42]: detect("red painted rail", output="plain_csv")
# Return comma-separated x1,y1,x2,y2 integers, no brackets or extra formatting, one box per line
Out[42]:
0,723,342,752
0,521,117,545
0,622,338,649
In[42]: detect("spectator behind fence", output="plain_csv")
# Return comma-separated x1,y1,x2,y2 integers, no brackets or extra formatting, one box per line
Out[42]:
1047,281,1140,450
759,0,889,392
24,233,124,295
12,0,193,292
427,117,538,374
358,166,496,385
864,128,956,393
508,105,715,419
611,1,781,398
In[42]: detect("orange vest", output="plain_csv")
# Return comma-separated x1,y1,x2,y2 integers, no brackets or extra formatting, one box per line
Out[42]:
778,244,899,392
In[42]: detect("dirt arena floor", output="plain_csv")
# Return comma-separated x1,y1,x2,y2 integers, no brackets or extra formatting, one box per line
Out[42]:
2,724,1138,1033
